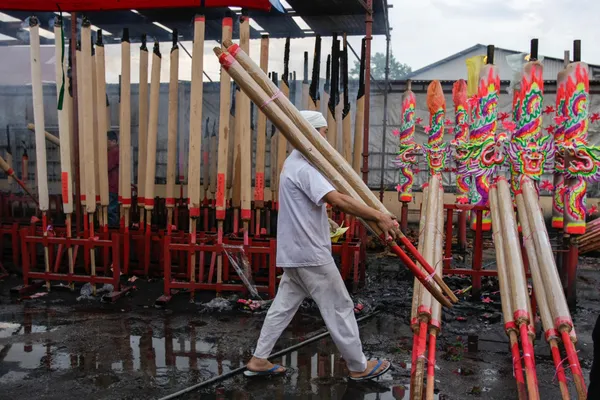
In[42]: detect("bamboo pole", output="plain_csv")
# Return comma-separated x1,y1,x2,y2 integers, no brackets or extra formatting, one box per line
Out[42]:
209,122,218,206
54,17,74,284
119,28,132,230
496,177,538,400
202,118,210,205
137,34,149,227
308,35,321,112
95,30,109,229
352,38,366,174
426,184,444,400
413,175,439,400
144,42,161,231
166,30,179,233
341,35,352,164
227,85,236,202
301,51,309,109
489,184,527,400
224,42,457,304
410,183,428,387
516,188,570,400
322,55,330,117
92,37,101,210
76,43,87,218
521,177,586,398
327,36,339,148
254,34,269,234
239,12,251,242
187,16,205,285
53,16,73,215
0,155,38,203
215,47,452,308
215,16,233,251
81,19,98,295
25,124,60,146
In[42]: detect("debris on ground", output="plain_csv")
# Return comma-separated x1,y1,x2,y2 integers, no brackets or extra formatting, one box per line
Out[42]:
237,299,272,312
77,283,114,301
200,297,233,312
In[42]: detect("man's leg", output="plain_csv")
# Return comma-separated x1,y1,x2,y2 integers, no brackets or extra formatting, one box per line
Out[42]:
298,262,389,377
248,270,306,371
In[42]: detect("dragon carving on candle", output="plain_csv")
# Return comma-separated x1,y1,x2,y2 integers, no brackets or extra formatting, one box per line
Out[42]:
551,74,567,228
450,80,471,204
507,61,555,190
393,86,421,201
423,81,450,176
561,64,598,233
455,66,503,231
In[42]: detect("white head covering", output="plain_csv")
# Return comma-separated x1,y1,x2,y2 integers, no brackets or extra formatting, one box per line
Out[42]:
300,110,328,129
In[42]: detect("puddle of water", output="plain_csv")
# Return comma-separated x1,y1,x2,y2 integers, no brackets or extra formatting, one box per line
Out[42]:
0,312,444,399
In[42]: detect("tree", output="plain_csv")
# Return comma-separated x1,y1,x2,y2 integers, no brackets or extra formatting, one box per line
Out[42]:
350,52,412,80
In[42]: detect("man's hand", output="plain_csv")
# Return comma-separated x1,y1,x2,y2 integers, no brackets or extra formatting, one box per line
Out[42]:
376,212,401,242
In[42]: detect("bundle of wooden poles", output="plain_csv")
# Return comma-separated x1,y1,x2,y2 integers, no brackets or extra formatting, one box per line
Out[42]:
213,40,458,308
409,174,444,400
578,218,600,253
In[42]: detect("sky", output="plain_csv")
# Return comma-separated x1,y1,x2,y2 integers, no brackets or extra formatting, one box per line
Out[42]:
3,0,600,83
106,0,600,83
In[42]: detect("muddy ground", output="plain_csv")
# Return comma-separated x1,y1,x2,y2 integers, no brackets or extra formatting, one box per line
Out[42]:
0,243,598,399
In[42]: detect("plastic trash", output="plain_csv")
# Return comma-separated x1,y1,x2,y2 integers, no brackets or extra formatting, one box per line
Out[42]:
222,244,261,299
202,297,233,312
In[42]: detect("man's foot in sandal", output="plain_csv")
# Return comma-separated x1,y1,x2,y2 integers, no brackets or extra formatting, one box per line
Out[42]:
348,359,391,381
244,357,287,377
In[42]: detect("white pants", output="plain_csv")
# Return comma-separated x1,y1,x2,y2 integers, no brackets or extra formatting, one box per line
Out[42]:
253,261,368,372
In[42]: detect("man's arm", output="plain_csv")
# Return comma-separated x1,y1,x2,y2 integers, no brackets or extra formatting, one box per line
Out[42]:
324,190,401,241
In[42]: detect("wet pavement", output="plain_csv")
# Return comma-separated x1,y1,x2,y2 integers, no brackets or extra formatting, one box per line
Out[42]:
0,251,598,400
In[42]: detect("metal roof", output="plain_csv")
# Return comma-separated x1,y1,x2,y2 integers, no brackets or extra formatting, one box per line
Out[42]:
0,1,389,46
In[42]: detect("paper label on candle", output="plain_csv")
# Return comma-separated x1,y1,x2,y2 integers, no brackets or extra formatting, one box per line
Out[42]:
216,173,225,207
254,173,264,201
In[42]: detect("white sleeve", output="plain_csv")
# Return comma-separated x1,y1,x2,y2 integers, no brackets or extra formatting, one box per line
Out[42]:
296,164,335,206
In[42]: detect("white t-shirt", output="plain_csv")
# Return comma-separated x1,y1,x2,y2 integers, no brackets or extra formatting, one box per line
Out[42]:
276,150,335,268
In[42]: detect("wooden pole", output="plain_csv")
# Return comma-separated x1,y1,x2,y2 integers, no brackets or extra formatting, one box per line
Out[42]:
144,42,162,230
25,124,60,146
269,73,279,207
166,30,179,233
202,118,210,205
489,183,527,400
308,35,321,112
215,17,233,288
239,12,251,244
276,38,291,202
120,28,132,231
53,16,73,219
76,43,87,226
0,154,38,204
516,188,570,400
223,42,457,304
410,183,428,388
521,177,586,398
341,34,352,164
187,16,205,285
301,51,309,110
95,30,109,229
322,55,331,117
30,17,50,290
209,121,218,206
254,34,269,235
91,37,101,212
496,177,538,400
425,184,444,400
137,34,149,227
352,38,366,175
413,175,439,400
327,36,338,148
215,48,452,307
81,18,98,294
